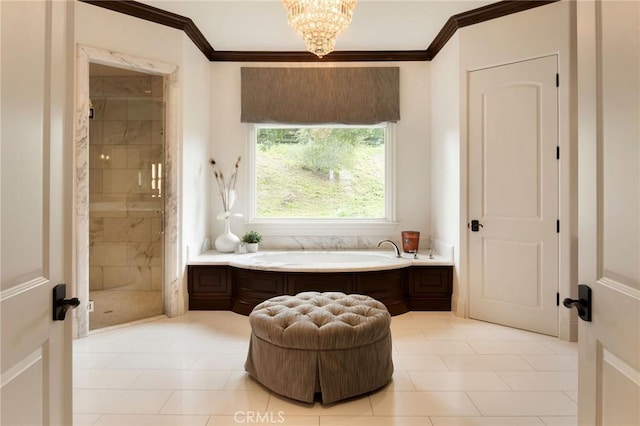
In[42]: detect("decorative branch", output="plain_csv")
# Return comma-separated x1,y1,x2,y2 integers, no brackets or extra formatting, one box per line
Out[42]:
210,156,242,219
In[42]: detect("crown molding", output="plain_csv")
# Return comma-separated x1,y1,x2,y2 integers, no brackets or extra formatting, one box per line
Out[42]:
80,0,560,63
79,0,216,60
211,50,429,62
425,0,559,60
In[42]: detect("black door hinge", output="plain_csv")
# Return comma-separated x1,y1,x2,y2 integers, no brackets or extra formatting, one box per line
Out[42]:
557,220,560,233
556,73,559,87
556,146,560,159
557,292,560,306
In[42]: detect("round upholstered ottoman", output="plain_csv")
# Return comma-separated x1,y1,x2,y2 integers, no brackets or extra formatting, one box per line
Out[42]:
244,291,393,404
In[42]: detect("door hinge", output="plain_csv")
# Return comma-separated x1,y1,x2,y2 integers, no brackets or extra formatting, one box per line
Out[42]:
557,220,560,233
556,73,559,87
556,146,560,159
556,292,560,306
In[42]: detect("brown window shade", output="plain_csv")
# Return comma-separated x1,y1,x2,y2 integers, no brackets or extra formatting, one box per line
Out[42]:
241,67,400,124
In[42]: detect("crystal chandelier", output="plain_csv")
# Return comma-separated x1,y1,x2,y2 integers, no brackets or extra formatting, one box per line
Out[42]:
282,0,357,58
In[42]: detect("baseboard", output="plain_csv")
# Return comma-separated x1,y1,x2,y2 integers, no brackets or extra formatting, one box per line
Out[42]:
451,294,468,318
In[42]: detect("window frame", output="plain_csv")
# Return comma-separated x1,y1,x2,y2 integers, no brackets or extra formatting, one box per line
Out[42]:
246,123,397,236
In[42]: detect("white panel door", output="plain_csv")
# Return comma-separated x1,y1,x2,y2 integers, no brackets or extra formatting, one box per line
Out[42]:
577,0,640,424
468,56,559,336
1,1,73,425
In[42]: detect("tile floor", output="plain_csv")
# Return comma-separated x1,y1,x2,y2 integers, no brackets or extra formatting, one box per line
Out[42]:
73,311,578,426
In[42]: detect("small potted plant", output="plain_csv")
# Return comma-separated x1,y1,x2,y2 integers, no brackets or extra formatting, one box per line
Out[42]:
241,230,263,253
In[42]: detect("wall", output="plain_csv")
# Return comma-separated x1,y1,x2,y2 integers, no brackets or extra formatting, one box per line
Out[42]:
75,2,212,318
180,36,212,288
430,1,576,339
430,34,462,312
209,61,431,250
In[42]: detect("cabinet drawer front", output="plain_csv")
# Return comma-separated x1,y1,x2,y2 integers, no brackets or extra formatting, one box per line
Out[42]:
412,267,453,294
189,266,229,294
234,269,284,296
356,269,406,296
287,273,353,294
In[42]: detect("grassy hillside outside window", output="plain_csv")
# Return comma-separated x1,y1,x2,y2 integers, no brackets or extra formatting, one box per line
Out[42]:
254,125,389,219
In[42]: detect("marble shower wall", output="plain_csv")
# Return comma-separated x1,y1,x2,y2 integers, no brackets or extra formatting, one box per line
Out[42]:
88,73,165,320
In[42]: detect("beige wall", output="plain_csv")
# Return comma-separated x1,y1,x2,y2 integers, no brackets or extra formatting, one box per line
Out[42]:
76,2,212,316
209,61,432,248
430,1,576,339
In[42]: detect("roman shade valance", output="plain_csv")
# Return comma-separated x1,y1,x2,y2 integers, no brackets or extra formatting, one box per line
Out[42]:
241,67,400,125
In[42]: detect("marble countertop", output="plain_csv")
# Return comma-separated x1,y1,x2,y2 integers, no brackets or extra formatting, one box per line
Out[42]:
188,249,453,272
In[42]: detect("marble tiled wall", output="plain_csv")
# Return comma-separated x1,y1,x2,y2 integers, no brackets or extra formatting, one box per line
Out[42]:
89,72,165,328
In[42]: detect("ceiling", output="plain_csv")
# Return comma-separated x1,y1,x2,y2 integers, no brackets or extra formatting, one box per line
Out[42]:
136,1,497,52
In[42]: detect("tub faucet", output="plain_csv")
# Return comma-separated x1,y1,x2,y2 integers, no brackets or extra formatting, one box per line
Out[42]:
377,239,402,258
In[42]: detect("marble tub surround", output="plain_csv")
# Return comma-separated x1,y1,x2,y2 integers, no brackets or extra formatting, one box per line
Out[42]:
88,65,165,330
250,235,453,260
189,249,453,271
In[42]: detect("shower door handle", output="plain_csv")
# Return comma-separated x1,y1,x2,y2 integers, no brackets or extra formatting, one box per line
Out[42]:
53,284,80,321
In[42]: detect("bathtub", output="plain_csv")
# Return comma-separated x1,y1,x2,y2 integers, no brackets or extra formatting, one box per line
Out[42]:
229,250,413,272
188,249,454,315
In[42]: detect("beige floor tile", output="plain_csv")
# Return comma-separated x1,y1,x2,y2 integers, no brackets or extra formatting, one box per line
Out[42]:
73,413,102,426
384,371,417,391
489,327,558,341
74,352,120,369
130,369,232,390
192,354,248,370
422,329,499,341
496,371,578,391
166,339,248,354
207,414,319,426
73,311,585,423
73,389,172,414
394,340,476,354
94,414,209,425
467,340,555,355
408,371,511,391
74,368,143,389
370,391,480,416
392,354,448,371
74,338,173,353
520,354,578,371
466,391,577,416
430,416,544,425
160,390,270,415
267,393,373,416
224,370,268,390
538,416,578,426
441,354,535,371
564,391,578,402
541,340,579,354
107,353,199,370
320,415,429,425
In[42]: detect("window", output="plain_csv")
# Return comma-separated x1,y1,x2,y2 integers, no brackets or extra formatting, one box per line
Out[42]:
249,124,396,234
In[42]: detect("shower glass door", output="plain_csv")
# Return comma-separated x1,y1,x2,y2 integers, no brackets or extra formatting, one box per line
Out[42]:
88,64,165,330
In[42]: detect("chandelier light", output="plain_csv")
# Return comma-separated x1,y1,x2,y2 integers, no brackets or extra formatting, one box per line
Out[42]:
282,0,357,58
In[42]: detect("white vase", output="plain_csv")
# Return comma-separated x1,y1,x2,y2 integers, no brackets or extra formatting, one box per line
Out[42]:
215,218,240,253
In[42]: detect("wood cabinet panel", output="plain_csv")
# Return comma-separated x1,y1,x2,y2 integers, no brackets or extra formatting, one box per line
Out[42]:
287,273,354,294
187,264,452,315
188,265,231,310
232,269,285,315
409,266,453,310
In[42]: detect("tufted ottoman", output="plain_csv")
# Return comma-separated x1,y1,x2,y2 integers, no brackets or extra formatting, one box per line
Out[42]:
244,291,393,404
